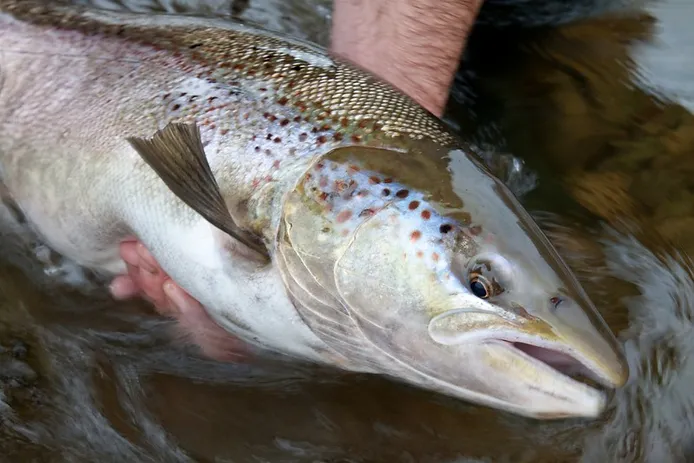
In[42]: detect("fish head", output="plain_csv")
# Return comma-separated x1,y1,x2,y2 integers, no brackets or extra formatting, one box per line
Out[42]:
281,143,628,420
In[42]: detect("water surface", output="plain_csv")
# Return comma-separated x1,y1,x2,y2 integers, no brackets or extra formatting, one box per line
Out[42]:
2,0,694,461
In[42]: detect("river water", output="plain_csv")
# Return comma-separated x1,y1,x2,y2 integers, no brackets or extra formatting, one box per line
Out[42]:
2,0,694,461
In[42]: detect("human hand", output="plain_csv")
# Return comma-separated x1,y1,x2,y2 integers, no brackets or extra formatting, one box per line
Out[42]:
110,238,248,362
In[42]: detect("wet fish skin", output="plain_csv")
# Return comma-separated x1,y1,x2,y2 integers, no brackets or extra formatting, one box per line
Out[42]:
0,1,627,419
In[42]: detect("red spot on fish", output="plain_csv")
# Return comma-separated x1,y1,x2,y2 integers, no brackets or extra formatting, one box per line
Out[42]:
252,178,260,188
358,119,369,129
396,189,410,199
383,178,393,184
233,63,245,70
369,176,381,184
470,225,482,236
278,96,289,105
336,210,353,223
220,128,229,135
317,135,327,144
293,116,302,123
348,165,360,173
373,122,383,131
280,119,289,126
319,176,328,188
340,118,349,128
357,190,369,198
315,162,324,170
421,210,431,220
360,208,375,217
410,231,422,242
272,160,280,169
334,133,344,142
351,135,362,143
432,253,440,262
320,124,331,131
319,192,329,201
273,137,282,143
416,251,424,258
408,201,420,210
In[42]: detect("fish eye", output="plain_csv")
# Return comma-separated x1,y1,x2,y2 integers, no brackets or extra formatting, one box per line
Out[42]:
469,274,492,299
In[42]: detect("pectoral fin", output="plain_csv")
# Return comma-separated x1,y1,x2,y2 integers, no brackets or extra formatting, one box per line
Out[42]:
127,122,268,260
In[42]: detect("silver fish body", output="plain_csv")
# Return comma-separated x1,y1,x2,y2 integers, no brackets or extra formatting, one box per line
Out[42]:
0,1,628,419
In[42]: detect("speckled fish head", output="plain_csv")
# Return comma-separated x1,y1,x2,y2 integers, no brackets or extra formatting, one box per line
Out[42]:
281,142,628,419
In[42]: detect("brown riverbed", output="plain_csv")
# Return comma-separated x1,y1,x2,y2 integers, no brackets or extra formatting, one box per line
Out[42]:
2,1,694,461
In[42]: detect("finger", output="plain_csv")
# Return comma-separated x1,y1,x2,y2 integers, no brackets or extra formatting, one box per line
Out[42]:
136,243,159,273
138,265,170,310
109,275,139,300
120,241,141,267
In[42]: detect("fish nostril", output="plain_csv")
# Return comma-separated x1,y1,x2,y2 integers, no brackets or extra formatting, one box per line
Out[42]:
550,296,563,310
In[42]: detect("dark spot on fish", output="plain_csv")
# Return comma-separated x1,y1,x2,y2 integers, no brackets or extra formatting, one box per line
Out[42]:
273,137,281,143
254,146,261,152
292,64,302,72
470,225,482,235
317,135,327,144
299,133,308,142
358,119,369,129
340,118,349,128
315,163,324,170
259,87,267,92
360,208,375,217
373,122,383,131
266,134,273,140
396,190,409,199
421,210,431,220
311,127,319,134
189,43,203,49
208,96,217,102
320,124,331,132
280,119,289,126
278,96,289,105
408,201,420,210
333,133,344,142
321,226,331,233
383,178,393,184
264,149,272,155
369,176,380,184
293,116,302,123
172,104,181,111
382,188,391,196
440,224,452,234
351,135,362,143
319,192,329,201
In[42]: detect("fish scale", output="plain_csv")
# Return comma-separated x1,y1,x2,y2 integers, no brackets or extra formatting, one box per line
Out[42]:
0,0,628,419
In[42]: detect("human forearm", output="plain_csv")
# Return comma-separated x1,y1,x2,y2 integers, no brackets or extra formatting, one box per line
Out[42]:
331,0,483,116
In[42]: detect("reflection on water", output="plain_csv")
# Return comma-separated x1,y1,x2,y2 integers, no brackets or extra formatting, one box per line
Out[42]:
3,0,694,461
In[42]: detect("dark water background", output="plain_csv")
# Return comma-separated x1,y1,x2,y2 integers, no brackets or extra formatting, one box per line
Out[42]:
3,0,694,461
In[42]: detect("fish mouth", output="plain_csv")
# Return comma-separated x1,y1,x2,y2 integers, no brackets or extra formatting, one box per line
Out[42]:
507,341,604,389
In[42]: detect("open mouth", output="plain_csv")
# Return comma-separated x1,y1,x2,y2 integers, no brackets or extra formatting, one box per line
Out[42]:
510,342,603,388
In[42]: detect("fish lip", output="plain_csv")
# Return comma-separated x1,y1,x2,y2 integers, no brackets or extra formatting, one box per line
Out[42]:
491,335,614,389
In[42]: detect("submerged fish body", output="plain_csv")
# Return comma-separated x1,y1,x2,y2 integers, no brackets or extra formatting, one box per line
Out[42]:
0,1,627,418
